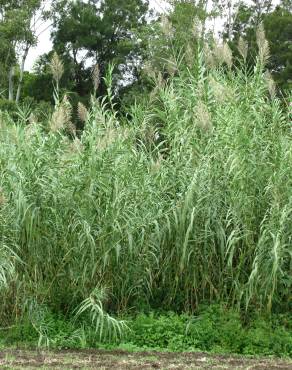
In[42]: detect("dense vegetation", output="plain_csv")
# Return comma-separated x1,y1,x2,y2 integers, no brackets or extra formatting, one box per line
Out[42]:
0,0,291,356
1,306,292,356
0,25,292,349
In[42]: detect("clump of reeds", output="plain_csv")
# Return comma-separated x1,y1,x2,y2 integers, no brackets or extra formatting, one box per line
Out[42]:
0,39,291,339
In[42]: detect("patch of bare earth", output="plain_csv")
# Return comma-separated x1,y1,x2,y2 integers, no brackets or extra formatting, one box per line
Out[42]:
0,349,291,369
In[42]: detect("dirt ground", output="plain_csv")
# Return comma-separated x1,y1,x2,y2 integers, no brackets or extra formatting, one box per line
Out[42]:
0,349,291,369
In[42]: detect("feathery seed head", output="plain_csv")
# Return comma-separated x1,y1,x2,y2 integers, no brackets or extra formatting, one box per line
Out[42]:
62,95,75,135
92,64,100,93
192,17,202,39
238,36,248,61
209,76,235,103
265,71,276,99
62,95,72,120
209,76,226,103
25,120,39,139
204,44,215,68
150,155,162,174
96,128,119,151
50,52,64,83
28,113,37,125
161,15,173,38
256,23,270,65
78,102,88,123
0,188,6,207
195,101,213,132
50,106,66,132
186,44,194,68
70,137,83,153
213,41,233,69
50,95,75,134
256,23,266,49
143,61,156,79
166,58,178,77
156,71,165,89
222,42,233,70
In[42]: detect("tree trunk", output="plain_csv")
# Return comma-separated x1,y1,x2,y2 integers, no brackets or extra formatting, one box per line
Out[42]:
201,0,209,40
16,45,29,103
228,0,232,41
8,66,14,101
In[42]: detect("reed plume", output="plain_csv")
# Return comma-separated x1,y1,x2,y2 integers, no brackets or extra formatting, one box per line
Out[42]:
161,15,173,38
238,37,248,61
265,71,276,99
213,41,233,70
50,95,75,134
195,101,213,131
192,17,202,39
0,188,6,207
204,44,215,68
92,64,100,95
256,23,270,65
50,52,64,85
78,102,89,123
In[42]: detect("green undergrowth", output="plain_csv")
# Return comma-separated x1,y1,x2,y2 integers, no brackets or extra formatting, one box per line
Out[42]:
1,305,291,357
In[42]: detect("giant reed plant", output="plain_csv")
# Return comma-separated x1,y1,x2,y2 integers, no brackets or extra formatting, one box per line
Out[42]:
0,33,291,337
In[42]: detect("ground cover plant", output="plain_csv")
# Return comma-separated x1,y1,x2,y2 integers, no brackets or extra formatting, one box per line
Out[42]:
0,26,291,356
1,306,292,357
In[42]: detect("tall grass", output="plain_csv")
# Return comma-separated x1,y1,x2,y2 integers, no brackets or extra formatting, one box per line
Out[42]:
0,45,291,335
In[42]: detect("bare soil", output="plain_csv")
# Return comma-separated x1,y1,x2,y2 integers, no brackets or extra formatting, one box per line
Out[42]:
0,349,291,369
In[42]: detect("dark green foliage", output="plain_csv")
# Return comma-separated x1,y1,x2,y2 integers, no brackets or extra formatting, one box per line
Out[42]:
22,71,54,103
0,98,17,113
126,307,292,356
264,6,292,91
1,306,291,357
0,0,46,100
50,0,149,100
226,0,292,93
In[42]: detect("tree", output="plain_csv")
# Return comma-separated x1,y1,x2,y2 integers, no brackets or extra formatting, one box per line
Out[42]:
264,3,292,91
224,0,292,92
0,0,50,102
49,0,149,99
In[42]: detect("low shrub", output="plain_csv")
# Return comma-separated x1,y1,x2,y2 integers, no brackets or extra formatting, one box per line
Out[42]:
1,305,291,357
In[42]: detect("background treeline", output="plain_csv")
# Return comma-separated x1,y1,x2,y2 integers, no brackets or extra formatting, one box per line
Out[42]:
0,0,291,112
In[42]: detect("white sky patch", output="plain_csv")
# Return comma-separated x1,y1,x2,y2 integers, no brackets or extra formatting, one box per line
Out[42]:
26,22,53,71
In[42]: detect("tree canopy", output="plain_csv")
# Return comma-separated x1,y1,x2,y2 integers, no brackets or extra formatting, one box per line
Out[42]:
0,0,291,104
